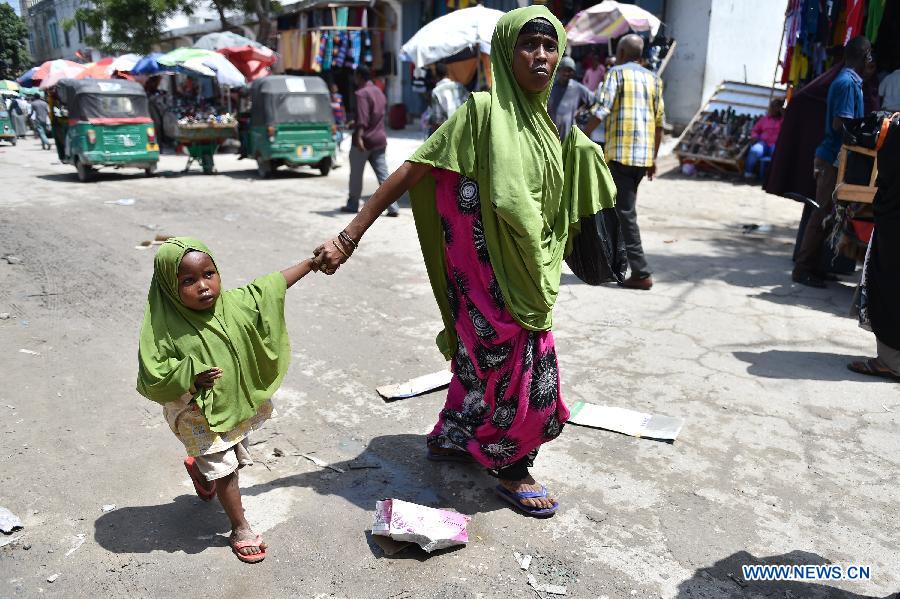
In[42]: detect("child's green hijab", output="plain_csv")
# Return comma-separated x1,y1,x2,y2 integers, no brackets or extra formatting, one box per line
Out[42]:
137,237,290,433
409,6,616,359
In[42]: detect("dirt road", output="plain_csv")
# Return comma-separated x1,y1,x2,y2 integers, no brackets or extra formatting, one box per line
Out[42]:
1,135,897,598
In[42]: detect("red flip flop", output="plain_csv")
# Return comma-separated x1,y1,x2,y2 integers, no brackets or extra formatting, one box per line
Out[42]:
231,535,267,564
183,457,217,501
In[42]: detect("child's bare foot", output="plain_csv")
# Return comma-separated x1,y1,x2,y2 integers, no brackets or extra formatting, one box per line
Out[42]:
230,526,267,563
498,475,557,510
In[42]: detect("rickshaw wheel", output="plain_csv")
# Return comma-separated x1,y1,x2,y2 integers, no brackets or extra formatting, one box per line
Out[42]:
75,158,93,183
318,157,332,177
145,164,157,177
10,137,16,146
256,159,272,179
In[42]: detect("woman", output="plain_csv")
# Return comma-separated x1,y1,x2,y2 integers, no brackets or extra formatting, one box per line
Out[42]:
848,114,900,382
743,99,783,180
312,7,615,516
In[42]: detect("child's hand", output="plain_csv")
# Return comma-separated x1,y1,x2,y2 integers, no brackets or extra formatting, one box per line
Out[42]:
194,368,223,389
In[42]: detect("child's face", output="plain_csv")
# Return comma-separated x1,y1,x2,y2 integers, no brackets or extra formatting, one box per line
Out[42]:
512,32,559,94
177,251,221,311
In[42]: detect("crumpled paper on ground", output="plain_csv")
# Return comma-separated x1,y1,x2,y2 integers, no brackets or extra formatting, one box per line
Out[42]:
372,499,470,553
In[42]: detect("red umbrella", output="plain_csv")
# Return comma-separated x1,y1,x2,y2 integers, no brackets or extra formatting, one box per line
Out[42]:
218,45,276,82
75,57,116,80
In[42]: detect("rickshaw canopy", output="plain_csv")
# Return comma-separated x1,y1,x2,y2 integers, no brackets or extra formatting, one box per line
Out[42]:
249,76,332,127
56,78,151,122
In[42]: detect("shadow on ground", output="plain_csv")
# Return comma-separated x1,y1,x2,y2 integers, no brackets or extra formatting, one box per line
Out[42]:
675,550,897,598
733,350,889,383
93,434,502,556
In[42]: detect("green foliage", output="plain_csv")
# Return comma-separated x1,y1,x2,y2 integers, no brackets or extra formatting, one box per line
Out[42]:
0,3,31,79
75,0,196,54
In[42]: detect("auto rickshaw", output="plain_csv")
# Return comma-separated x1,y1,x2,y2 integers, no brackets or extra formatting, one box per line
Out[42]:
0,106,16,145
244,76,335,178
52,79,160,182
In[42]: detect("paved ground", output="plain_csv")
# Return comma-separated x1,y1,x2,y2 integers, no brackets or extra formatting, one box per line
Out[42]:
1,132,898,599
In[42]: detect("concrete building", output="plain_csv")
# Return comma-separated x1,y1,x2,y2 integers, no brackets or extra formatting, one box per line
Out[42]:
23,0,98,63
660,0,785,127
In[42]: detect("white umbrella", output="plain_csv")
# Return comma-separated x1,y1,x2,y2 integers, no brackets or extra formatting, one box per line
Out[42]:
400,5,504,68
109,53,141,73
194,31,264,51
566,1,661,46
181,53,246,87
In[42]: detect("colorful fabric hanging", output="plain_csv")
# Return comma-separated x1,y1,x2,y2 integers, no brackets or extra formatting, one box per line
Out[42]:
865,0,886,43
323,31,334,70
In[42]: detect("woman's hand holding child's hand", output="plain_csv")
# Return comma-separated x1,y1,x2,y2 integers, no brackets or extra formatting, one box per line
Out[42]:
194,368,223,389
312,232,356,276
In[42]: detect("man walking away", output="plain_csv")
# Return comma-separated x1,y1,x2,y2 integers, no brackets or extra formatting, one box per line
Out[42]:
428,63,469,136
792,36,871,288
342,66,399,216
29,96,52,150
547,56,594,142
586,34,663,290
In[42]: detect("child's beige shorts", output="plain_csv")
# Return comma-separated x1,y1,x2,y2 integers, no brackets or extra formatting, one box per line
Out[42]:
195,438,254,481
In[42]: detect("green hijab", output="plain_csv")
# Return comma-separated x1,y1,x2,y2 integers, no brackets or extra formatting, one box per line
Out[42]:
408,6,616,359
137,237,290,433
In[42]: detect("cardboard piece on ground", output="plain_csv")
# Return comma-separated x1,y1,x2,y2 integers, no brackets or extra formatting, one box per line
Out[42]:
376,370,453,400
372,499,470,553
568,401,684,441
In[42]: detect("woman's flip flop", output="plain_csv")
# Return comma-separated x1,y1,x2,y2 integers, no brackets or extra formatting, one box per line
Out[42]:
847,359,900,382
495,484,559,518
230,535,267,564
183,457,217,501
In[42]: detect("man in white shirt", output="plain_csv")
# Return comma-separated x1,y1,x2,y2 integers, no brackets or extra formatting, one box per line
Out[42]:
880,68,900,111
428,63,469,135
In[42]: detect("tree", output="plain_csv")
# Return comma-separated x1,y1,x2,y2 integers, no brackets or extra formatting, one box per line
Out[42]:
75,0,196,54
0,3,30,80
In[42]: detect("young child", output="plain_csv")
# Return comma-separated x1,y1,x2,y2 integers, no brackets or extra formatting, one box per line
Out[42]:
137,237,312,563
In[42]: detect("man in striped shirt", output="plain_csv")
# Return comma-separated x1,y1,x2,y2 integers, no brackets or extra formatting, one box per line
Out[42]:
429,63,470,135
587,34,664,290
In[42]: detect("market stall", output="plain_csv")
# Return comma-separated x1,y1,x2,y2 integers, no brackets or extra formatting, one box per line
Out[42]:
675,82,785,175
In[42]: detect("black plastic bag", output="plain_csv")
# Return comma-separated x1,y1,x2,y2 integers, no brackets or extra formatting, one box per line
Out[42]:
565,207,628,285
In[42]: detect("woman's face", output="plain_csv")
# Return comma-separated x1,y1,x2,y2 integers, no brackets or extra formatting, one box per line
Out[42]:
512,31,560,94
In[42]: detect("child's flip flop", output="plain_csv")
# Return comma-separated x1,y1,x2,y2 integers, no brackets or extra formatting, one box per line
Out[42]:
231,535,267,564
183,457,217,501
495,484,559,518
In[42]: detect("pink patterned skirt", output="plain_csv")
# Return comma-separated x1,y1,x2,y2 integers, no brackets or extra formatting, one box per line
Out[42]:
426,168,569,469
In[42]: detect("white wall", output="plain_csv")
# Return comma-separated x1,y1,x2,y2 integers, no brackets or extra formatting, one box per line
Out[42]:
661,0,713,126
662,0,786,127
703,0,785,106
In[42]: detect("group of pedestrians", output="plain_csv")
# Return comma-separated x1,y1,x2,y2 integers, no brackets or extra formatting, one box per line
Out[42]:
4,94,53,150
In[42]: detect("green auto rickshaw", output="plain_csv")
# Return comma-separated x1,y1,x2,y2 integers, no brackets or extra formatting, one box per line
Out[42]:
52,79,160,182
0,103,16,146
245,76,335,178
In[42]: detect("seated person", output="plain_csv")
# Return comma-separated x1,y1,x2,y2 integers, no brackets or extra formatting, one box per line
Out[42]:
744,99,784,180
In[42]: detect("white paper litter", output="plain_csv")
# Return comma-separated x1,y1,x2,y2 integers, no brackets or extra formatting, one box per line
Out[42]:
514,551,532,570
376,370,453,400
65,534,86,557
0,506,23,533
101,504,117,513
47,573,60,583
104,198,136,206
372,499,470,553
18,349,40,356
568,401,684,441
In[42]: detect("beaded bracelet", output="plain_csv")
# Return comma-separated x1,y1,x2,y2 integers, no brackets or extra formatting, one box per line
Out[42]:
339,230,358,250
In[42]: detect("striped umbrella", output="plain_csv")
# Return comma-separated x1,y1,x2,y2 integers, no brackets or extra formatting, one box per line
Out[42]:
75,57,115,79
35,59,86,89
566,1,661,46
0,80,20,94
